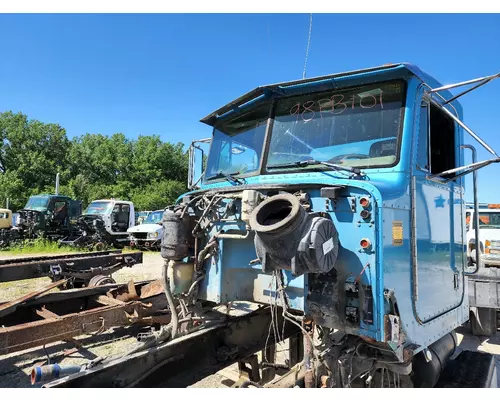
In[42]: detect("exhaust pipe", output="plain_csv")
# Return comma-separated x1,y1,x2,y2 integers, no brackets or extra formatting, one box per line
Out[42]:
31,364,82,384
55,173,60,195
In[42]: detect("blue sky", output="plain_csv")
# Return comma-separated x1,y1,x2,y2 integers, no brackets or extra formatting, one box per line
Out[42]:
0,13,499,201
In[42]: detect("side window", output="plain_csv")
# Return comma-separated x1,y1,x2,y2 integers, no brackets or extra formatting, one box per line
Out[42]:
429,103,456,175
417,101,430,171
54,200,68,220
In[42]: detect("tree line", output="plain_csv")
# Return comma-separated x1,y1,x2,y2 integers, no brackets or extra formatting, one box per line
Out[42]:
0,111,189,211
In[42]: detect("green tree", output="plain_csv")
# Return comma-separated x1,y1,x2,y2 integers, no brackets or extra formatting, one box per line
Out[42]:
0,111,70,210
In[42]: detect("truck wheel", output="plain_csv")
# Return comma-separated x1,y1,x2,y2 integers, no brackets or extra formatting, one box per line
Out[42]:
470,307,498,336
88,275,116,287
93,242,105,251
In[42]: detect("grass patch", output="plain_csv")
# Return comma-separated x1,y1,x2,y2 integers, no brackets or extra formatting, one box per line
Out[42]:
0,238,88,256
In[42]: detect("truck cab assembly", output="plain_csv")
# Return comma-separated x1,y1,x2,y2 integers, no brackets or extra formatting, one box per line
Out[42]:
59,199,136,250
40,63,500,388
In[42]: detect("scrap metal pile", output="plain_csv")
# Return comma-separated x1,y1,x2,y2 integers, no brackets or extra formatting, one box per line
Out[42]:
0,278,168,358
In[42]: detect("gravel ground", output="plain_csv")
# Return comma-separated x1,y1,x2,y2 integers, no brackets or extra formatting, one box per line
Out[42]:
0,250,499,388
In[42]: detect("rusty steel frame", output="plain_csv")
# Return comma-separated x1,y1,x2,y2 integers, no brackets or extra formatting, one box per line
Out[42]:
0,279,167,356
0,250,143,283
43,306,302,388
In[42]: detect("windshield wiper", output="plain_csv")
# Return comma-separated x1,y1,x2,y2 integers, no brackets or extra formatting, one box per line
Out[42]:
208,171,245,185
268,159,364,176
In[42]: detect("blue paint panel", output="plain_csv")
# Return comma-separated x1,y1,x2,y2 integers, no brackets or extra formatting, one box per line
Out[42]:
414,180,464,321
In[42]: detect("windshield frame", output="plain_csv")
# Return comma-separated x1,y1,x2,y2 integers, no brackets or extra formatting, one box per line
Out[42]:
473,211,500,230
203,79,407,183
24,195,50,211
143,210,164,224
84,201,114,216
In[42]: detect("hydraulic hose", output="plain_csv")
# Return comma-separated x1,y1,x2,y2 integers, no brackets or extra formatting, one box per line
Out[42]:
162,260,179,339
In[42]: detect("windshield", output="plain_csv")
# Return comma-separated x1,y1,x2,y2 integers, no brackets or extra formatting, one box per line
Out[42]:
471,212,500,229
205,102,270,180
204,81,406,180
268,81,405,169
24,195,49,211
143,211,163,224
85,201,114,215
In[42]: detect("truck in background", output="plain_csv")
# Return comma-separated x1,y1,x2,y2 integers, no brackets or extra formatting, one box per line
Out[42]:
128,209,163,250
466,202,500,335
59,199,136,250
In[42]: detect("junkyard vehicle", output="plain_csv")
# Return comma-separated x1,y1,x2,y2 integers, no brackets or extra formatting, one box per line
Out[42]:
42,64,500,389
128,209,163,250
0,208,13,248
0,208,13,230
60,199,135,249
4,194,82,245
135,211,152,225
465,203,500,335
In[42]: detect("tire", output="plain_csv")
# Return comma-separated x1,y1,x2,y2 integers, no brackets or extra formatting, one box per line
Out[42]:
88,274,116,287
470,307,498,336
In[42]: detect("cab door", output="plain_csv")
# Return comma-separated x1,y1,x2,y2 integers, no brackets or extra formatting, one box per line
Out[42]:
412,95,465,322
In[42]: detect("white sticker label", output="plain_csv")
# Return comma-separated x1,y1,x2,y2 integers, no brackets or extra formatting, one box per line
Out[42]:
322,238,334,255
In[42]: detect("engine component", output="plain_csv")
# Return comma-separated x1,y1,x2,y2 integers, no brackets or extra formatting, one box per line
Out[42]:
249,193,339,276
167,260,194,294
161,208,193,260
241,190,261,224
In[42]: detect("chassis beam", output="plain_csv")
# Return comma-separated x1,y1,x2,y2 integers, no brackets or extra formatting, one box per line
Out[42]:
0,250,143,283
43,306,301,388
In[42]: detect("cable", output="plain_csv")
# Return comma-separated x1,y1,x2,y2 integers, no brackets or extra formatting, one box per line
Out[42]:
302,14,313,79
162,262,179,339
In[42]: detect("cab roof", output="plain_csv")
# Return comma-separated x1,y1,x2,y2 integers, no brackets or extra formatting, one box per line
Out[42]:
201,62,462,126
91,199,133,205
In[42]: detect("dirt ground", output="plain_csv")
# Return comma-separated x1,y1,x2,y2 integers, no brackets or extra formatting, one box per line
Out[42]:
0,251,499,388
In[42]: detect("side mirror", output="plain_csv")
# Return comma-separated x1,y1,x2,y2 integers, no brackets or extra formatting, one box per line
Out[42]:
188,138,212,190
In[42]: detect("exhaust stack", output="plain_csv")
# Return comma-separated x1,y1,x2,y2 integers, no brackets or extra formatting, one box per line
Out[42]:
55,173,60,195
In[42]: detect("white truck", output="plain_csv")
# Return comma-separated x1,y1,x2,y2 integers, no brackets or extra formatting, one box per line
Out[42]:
127,209,163,250
465,203,500,335
465,203,500,266
59,199,136,249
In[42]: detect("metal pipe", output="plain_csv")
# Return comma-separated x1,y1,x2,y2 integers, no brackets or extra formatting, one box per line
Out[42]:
428,73,500,93
432,101,499,157
55,173,60,195
31,364,82,384
462,145,481,275
430,158,499,178
162,261,179,339
303,318,314,388
444,75,497,105
217,230,250,240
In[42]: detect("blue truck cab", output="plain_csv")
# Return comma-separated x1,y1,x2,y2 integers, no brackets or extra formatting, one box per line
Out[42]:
163,63,499,387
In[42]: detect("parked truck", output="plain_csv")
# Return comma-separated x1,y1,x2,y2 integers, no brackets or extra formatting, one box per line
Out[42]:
43,63,500,389
60,199,136,250
465,202,500,335
128,209,163,250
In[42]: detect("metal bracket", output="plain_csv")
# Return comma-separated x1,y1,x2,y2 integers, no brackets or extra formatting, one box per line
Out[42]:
49,264,62,277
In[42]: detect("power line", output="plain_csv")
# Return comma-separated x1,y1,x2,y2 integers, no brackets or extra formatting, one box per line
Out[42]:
302,13,313,80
